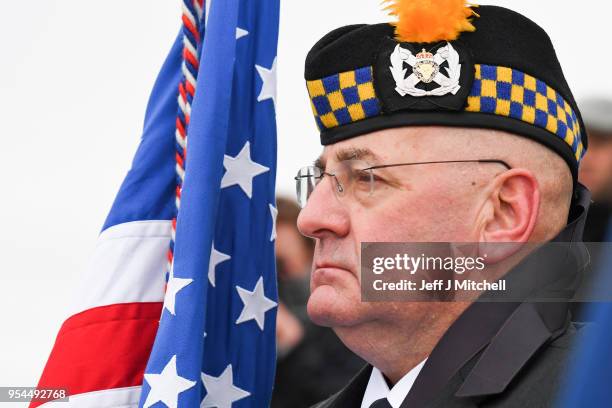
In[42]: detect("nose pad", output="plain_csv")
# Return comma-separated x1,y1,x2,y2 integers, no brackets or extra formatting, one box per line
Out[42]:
334,175,345,194
313,172,343,203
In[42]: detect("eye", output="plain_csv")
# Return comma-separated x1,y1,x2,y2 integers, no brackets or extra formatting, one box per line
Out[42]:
355,169,372,183
359,170,385,183
371,173,385,182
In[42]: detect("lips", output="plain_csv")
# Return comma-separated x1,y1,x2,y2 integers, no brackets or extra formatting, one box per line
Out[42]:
311,261,355,287
314,261,351,270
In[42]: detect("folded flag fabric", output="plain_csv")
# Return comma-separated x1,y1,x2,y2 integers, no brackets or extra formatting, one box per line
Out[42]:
31,0,280,406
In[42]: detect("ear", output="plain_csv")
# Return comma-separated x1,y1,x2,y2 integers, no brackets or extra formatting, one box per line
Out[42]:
477,169,540,262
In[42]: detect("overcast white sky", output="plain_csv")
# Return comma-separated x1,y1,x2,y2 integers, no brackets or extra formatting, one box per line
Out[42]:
1,0,611,391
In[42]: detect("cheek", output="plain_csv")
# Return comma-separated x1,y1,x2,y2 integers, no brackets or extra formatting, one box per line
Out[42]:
352,187,475,242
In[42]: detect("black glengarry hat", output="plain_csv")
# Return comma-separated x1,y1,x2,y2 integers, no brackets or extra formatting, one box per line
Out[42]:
304,1,586,180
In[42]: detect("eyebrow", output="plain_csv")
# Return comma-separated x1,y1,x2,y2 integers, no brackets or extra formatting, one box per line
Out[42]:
314,147,381,170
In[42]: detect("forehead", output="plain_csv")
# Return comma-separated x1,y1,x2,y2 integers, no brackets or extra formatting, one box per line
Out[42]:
316,126,456,167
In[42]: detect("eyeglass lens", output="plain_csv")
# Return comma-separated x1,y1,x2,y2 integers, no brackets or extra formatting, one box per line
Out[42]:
295,161,373,208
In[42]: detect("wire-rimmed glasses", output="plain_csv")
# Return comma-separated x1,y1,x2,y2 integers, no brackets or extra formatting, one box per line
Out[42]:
294,159,511,208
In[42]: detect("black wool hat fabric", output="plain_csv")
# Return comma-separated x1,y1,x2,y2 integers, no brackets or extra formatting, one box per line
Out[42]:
304,6,587,181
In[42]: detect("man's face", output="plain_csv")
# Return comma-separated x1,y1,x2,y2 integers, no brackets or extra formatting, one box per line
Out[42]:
297,127,495,328
579,130,612,203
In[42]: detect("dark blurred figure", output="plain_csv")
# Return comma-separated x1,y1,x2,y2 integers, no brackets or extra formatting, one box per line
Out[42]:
272,197,364,408
574,97,612,320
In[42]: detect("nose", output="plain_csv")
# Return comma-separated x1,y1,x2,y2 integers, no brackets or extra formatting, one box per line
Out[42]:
297,175,350,240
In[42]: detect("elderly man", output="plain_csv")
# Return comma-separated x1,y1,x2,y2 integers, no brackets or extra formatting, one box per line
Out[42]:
295,3,590,407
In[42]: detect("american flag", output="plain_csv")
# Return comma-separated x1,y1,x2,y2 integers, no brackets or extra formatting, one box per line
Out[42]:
32,0,279,407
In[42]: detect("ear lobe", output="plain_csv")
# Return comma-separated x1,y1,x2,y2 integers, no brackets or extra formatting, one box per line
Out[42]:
478,169,540,262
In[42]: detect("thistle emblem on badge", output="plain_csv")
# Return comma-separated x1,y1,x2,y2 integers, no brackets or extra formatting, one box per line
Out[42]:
389,42,462,97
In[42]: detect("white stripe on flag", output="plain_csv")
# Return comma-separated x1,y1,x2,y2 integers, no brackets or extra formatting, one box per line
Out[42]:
39,386,141,407
69,220,171,316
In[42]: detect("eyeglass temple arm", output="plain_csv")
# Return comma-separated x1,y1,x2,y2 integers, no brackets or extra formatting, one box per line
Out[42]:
365,159,512,171
294,171,336,181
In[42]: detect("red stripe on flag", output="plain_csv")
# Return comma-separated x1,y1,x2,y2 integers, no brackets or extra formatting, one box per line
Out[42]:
30,302,162,408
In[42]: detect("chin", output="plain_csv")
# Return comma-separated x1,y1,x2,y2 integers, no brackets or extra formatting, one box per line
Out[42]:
306,284,364,327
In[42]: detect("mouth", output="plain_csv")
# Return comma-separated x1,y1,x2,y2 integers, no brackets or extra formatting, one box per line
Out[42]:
311,262,355,287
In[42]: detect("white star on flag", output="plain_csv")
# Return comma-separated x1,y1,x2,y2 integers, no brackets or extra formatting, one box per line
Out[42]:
208,244,231,287
269,203,277,242
143,355,196,408
221,141,269,198
235,276,277,330
255,57,277,111
236,27,249,39
164,266,193,315
201,364,250,408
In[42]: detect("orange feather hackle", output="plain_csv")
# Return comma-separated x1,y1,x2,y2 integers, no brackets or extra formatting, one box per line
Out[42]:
383,0,478,43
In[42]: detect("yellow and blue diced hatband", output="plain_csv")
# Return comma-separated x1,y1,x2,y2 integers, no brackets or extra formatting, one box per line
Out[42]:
306,64,584,163
465,65,584,162
306,67,381,130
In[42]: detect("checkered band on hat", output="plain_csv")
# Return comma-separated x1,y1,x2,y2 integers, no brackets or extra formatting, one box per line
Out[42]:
306,66,382,130
466,65,584,162
306,65,584,163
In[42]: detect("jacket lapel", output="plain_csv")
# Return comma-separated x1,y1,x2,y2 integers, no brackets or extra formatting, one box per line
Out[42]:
454,302,560,397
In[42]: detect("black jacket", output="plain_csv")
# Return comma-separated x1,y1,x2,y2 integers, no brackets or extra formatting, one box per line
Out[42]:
313,185,591,408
